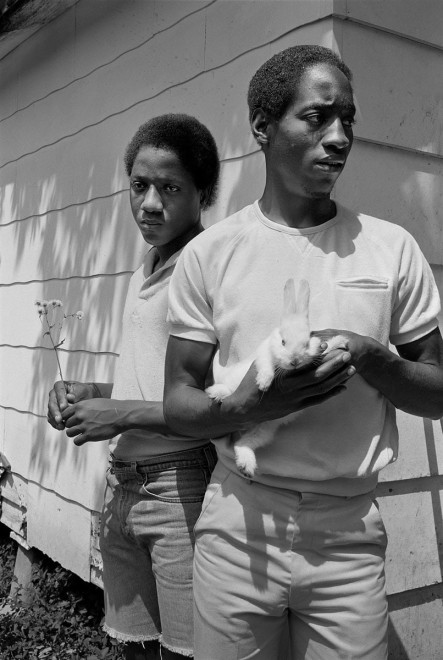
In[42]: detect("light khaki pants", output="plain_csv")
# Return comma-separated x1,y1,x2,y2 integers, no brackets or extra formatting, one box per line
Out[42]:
193,462,388,660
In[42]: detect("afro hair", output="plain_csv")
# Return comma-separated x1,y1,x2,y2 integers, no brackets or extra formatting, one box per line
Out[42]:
247,45,353,123
124,114,220,209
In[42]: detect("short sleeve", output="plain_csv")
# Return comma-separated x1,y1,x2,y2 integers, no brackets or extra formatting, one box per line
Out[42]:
390,233,440,345
167,243,217,345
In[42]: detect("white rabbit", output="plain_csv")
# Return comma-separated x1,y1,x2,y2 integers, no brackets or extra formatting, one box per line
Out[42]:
206,279,347,478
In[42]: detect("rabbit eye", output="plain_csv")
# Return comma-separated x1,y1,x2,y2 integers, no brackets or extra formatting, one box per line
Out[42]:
281,339,286,346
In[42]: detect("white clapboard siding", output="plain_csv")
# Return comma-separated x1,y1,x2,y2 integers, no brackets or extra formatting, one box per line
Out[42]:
0,1,213,121
26,483,96,581
334,0,443,49
1,1,443,656
1,407,108,514
336,21,443,156
0,274,131,352
1,157,266,284
0,346,117,416
335,141,443,266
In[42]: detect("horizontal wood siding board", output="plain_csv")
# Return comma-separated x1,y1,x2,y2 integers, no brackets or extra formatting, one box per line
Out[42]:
334,0,443,50
26,484,95,580
2,407,107,511
0,273,131,352
0,0,215,120
0,346,117,414
388,592,443,660
0,3,333,167
334,19,443,157
378,491,441,593
334,140,443,265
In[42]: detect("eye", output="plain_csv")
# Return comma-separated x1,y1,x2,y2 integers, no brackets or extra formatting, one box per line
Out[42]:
130,181,145,193
342,116,356,128
305,113,323,126
281,339,286,346
164,184,180,193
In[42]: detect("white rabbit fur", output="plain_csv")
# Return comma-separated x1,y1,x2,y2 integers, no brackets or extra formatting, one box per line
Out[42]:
205,279,347,478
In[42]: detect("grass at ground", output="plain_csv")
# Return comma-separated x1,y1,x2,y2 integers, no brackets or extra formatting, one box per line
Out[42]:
0,523,124,660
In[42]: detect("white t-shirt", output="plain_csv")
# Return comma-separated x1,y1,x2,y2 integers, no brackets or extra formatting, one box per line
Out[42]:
168,202,440,496
110,247,209,460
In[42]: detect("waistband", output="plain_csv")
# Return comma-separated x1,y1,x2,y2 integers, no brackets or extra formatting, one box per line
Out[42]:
109,443,217,473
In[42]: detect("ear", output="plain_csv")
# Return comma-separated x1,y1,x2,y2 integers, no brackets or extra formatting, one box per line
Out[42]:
283,278,297,315
295,279,310,318
250,108,270,147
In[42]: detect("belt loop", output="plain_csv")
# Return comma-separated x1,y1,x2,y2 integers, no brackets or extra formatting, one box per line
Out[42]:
203,443,217,470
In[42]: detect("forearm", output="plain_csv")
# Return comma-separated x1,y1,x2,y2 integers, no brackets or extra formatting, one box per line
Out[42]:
164,335,355,437
62,397,192,445
114,399,173,435
164,354,353,437
164,384,252,437
358,340,443,419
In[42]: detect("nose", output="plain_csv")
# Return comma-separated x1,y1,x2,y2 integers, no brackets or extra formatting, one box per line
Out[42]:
323,117,351,151
141,185,163,213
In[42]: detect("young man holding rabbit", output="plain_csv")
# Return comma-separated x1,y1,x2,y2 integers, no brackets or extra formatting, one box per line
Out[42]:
163,46,443,659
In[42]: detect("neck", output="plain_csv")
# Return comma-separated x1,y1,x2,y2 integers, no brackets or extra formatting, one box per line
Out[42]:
259,184,336,229
156,221,204,267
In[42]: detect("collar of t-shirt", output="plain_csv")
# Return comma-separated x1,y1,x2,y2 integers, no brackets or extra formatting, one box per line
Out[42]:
252,199,342,235
138,246,184,299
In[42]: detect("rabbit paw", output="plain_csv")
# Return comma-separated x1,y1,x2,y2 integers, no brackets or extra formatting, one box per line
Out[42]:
307,336,322,356
255,369,274,391
234,445,258,479
205,383,232,402
323,335,349,353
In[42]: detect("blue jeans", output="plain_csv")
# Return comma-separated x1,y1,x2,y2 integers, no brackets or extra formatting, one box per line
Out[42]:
100,444,217,656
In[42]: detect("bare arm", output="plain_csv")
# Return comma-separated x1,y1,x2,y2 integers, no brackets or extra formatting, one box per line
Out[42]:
318,327,443,419
61,398,168,446
163,335,355,437
48,380,170,446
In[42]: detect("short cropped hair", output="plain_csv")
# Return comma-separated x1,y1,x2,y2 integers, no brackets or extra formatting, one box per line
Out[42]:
124,114,220,209
247,45,353,122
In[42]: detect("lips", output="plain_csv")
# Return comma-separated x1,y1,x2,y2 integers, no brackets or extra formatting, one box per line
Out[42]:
315,159,344,171
140,216,163,227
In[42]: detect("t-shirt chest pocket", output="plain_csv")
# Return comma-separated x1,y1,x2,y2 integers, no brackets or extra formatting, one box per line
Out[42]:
334,277,392,343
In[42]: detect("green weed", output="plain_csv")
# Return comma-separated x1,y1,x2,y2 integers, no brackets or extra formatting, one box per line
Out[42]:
0,524,124,660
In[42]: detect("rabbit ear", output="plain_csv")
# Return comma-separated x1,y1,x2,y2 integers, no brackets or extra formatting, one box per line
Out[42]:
295,279,310,318
283,278,297,315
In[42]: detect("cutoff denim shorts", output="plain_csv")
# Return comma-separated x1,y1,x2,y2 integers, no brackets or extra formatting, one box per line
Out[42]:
100,443,217,655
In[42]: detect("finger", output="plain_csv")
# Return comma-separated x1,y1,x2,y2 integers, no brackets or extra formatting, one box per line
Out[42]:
65,425,82,438
313,351,352,379
48,389,64,425
301,364,355,401
54,381,70,412
61,405,77,423
73,434,88,446
47,414,65,431
320,347,349,364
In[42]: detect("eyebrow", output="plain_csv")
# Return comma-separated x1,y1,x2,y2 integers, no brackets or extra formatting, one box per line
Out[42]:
129,172,184,182
302,101,356,114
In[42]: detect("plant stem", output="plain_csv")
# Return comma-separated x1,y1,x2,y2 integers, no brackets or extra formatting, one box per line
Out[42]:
43,316,67,394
